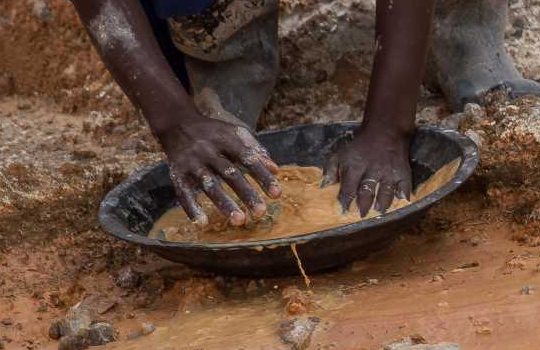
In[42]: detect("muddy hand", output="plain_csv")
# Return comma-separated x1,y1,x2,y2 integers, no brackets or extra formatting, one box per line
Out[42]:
323,130,412,217
159,115,281,226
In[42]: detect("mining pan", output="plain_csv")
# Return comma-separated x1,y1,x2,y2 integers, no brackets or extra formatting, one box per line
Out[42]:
99,122,479,276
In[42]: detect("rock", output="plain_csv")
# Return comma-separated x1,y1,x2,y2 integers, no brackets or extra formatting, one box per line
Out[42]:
440,113,465,130
48,301,96,339
126,323,156,340
1,318,12,326
463,103,485,120
58,323,117,350
432,274,444,282
84,323,117,346
367,278,379,285
282,287,310,315
50,293,65,308
49,321,63,340
31,0,53,21
521,285,535,295
115,267,141,289
382,337,459,350
416,106,443,125
469,235,482,247
279,317,320,350
475,327,492,335
58,334,85,350
141,322,156,335
79,295,118,315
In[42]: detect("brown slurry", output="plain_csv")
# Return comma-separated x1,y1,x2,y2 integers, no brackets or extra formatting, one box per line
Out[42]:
149,160,460,243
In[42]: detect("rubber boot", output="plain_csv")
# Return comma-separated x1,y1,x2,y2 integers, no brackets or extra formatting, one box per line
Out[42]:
168,0,279,131
430,0,540,112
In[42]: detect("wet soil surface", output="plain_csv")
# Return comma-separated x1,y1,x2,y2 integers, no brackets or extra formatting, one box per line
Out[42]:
1,0,540,350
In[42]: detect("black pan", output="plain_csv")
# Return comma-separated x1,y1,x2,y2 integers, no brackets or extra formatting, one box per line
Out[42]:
99,123,478,276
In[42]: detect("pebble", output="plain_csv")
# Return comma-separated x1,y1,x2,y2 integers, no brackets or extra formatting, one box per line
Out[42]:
31,0,53,21
457,262,480,269
432,275,444,282
383,339,459,350
115,267,141,289
48,301,95,339
440,113,465,130
58,323,116,350
367,279,379,285
126,323,156,340
469,236,482,247
475,326,492,335
279,317,320,350
521,285,535,295
463,103,485,120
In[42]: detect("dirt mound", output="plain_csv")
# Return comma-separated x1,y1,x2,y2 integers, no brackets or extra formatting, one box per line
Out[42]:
0,0,130,114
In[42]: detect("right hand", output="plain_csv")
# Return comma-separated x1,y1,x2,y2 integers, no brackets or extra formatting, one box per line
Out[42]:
156,112,282,227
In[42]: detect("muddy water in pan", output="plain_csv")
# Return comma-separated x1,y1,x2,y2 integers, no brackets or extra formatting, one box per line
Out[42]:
149,159,461,243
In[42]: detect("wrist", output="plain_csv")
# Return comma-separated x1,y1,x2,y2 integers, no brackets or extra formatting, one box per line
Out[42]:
143,100,201,138
359,118,414,141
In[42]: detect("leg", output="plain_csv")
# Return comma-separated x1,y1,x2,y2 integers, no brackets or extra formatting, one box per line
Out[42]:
430,0,540,111
168,0,279,130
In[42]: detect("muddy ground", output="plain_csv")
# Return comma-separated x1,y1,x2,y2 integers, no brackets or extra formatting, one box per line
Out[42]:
1,0,540,349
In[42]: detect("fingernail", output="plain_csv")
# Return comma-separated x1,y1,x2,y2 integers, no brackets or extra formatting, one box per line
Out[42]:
320,175,334,188
193,214,209,227
230,211,246,226
268,183,282,199
359,207,369,218
260,157,279,173
252,202,267,218
339,199,350,214
397,190,408,200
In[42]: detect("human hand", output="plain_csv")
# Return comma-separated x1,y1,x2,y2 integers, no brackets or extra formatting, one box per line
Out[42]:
323,129,412,217
157,113,282,226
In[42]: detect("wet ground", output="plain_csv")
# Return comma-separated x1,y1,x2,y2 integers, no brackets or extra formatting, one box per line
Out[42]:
1,0,540,350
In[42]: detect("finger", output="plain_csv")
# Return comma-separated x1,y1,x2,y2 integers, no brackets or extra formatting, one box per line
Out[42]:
321,154,339,188
243,158,282,199
338,167,361,213
170,173,208,226
195,169,245,226
258,154,280,175
396,178,412,201
211,158,267,218
234,127,279,174
375,180,395,214
357,178,378,217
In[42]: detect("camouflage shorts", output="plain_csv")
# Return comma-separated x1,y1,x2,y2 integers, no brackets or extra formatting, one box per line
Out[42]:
168,0,279,62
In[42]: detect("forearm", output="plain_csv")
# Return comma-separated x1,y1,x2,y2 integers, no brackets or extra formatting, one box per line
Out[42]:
71,0,196,134
362,0,435,137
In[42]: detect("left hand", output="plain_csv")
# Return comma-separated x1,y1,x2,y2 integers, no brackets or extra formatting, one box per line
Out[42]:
323,128,412,217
